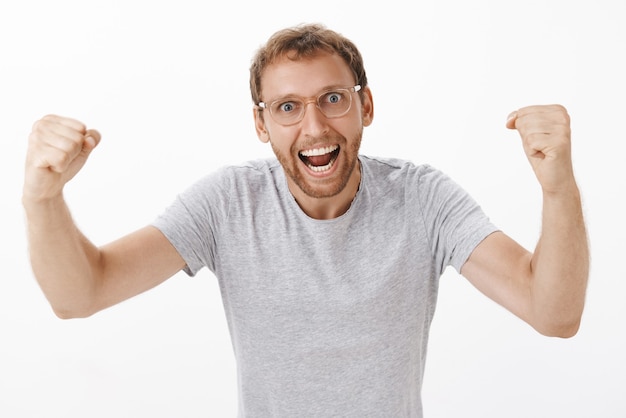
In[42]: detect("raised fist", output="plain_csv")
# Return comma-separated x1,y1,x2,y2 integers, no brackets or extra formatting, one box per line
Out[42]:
23,115,101,202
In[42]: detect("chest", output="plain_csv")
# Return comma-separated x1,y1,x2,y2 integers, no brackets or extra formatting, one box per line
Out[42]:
214,205,435,339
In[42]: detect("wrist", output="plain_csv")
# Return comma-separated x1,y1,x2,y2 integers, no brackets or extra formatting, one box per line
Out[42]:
541,179,581,200
22,192,67,218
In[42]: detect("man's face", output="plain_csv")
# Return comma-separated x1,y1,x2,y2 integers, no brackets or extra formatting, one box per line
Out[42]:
255,52,373,201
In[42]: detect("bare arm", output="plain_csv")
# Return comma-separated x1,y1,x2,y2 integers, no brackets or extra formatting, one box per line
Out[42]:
23,115,185,318
462,105,589,337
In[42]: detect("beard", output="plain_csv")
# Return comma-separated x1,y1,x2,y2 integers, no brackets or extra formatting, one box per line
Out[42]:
270,130,362,199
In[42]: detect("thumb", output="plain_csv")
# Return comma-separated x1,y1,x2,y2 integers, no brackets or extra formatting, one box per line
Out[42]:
60,129,101,178
83,129,101,151
69,129,101,172
505,111,518,130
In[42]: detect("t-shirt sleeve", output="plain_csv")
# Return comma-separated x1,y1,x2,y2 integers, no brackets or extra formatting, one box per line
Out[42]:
151,170,230,277
416,165,499,275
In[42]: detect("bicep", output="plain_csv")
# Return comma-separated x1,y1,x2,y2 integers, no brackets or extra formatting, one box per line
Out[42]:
460,231,534,323
92,225,187,313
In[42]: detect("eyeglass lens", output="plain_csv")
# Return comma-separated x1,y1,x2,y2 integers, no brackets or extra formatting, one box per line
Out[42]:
270,89,352,125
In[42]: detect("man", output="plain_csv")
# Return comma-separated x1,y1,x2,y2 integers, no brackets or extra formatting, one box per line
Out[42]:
23,23,588,417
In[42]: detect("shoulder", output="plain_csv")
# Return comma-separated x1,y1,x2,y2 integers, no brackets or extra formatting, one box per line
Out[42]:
359,155,447,187
214,158,280,179
359,155,473,213
190,158,280,190
167,158,283,222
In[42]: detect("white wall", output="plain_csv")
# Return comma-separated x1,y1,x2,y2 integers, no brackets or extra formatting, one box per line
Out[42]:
1,0,624,416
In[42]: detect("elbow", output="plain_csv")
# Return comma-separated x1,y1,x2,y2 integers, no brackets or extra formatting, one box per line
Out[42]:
44,283,102,320
535,317,582,339
52,308,90,320
53,308,84,320
50,301,98,320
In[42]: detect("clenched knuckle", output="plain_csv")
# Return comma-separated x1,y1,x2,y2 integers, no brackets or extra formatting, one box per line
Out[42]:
55,152,72,171
32,119,47,133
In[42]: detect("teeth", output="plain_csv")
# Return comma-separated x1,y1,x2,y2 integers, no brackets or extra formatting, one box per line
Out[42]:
299,145,338,157
308,158,335,172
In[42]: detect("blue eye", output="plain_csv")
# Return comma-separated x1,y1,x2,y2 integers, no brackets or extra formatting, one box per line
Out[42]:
279,102,295,113
328,93,341,103
321,91,346,106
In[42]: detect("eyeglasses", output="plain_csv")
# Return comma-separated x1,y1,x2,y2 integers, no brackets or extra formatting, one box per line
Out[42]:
257,85,361,126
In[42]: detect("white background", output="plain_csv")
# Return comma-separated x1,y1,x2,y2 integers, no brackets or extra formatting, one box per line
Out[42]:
1,0,624,416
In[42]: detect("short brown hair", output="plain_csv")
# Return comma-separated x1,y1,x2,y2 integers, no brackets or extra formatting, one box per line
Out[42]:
249,23,368,106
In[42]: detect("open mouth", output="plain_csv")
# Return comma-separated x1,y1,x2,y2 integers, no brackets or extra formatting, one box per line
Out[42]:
299,145,340,173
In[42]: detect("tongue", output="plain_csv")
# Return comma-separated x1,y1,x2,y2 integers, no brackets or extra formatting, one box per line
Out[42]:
306,153,332,167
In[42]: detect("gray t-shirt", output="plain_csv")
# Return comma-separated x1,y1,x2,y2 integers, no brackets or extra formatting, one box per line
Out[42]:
152,155,498,417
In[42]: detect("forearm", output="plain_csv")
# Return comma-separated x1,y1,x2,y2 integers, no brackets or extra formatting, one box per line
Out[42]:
23,195,101,318
529,183,589,336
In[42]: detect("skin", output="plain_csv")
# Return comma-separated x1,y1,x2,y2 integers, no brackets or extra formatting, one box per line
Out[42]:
23,52,588,338
462,105,589,337
254,52,373,219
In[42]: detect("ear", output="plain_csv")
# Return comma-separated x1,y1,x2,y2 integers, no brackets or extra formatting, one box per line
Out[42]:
253,107,270,143
360,86,374,127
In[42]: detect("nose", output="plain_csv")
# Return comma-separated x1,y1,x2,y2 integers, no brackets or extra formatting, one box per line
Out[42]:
300,100,329,136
